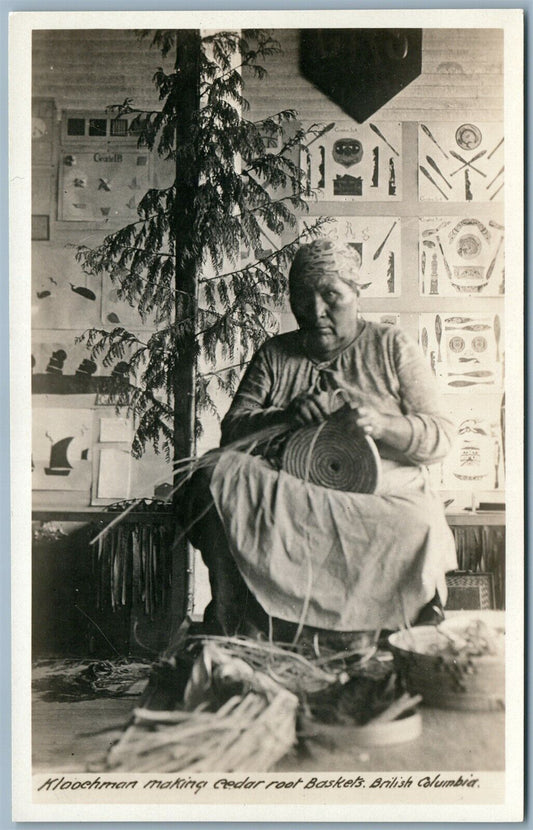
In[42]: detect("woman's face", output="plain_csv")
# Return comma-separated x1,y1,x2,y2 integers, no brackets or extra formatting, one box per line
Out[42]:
290,270,360,359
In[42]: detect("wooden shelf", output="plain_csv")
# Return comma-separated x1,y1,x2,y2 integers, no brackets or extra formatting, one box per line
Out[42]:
446,511,505,526
32,507,504,526
32,508,173,523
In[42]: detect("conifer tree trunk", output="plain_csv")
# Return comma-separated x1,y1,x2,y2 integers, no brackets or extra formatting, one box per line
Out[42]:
170,31,202,623
172,30,201,465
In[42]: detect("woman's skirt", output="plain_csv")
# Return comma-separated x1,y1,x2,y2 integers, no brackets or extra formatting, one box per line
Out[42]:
209,450,458,632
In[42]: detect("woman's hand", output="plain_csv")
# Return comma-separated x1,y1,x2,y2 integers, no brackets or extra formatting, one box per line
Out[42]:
286,392,329,426
354,404,412,453
353,404,388,439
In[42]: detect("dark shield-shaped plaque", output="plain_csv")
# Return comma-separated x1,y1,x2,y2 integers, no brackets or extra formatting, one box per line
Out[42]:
300,29,422,123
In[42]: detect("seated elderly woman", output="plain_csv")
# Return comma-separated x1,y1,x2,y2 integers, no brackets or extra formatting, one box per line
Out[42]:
178,239,457,643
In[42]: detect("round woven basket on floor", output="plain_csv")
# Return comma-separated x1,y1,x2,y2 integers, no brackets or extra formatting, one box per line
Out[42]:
388,615,505,711
281,406,381,494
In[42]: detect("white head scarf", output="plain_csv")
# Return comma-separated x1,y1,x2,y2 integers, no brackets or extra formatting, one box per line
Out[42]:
289,239,362,294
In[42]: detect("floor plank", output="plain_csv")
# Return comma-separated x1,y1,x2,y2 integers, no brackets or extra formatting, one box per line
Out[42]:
33,695,504,773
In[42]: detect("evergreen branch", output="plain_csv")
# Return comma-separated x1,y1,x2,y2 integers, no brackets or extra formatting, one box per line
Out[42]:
112,246,173,258
215,191,308,226
106,102,162,118
252,110,298,127
199,34,281,94
76,327,149,350
197,359,251,379
194,276,281,344
199,218,331,284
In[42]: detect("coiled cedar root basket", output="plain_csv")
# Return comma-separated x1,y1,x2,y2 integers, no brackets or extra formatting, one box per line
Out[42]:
281,405,381,494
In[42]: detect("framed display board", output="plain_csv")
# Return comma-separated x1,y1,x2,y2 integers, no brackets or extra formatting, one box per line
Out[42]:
58,109,152,223
58,148,151,222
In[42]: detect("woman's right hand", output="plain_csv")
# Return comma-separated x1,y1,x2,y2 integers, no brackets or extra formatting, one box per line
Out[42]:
286,392,330,426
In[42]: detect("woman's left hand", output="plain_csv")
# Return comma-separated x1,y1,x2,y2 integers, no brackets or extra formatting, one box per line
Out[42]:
353,404,413,453
353,405,388,439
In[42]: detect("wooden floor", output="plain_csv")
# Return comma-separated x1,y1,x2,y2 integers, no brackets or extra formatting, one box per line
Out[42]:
33,692,505,774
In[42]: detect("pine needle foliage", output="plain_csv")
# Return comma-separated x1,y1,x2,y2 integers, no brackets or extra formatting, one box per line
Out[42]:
76,29,329,461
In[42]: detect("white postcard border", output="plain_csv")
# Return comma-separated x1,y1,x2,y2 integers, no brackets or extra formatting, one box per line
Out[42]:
10,8,524,823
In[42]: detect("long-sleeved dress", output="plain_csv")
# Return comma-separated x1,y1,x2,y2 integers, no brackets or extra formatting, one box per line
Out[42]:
205,321,458,632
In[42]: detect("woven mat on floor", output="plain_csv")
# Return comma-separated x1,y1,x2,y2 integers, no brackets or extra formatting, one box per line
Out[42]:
32,658,152,702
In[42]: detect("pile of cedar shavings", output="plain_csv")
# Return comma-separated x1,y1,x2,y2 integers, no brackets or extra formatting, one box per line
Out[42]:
32,658,152,702
136,634,414,727
186,638,412,727
99,635,422,773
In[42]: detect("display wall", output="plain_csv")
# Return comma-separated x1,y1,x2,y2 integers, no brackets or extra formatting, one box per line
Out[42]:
32,29,505,570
